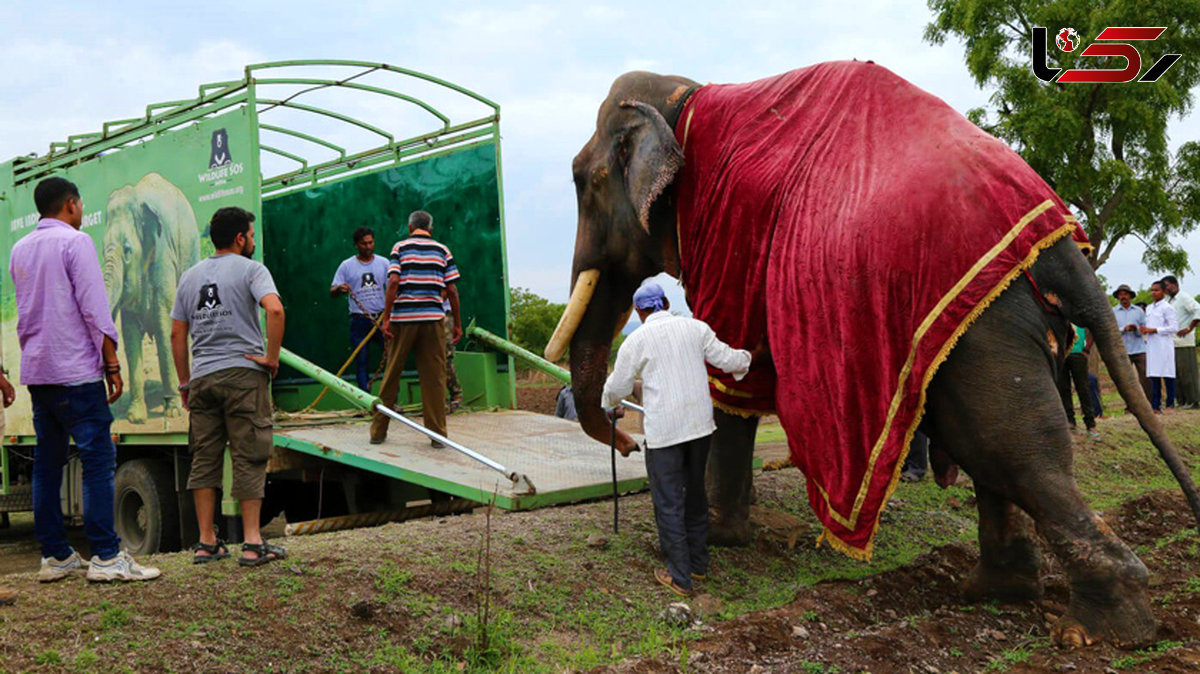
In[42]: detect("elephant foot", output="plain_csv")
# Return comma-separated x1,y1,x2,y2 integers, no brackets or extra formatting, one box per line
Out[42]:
961,561,1042,603
1048,575,1156,650
127,400,148,424
1050,604,1155,650
708,515,751,547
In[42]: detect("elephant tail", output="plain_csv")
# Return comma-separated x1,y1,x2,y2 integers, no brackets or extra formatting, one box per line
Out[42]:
1054,241,1200,531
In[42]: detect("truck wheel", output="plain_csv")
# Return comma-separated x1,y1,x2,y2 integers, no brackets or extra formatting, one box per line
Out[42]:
114,459,180,555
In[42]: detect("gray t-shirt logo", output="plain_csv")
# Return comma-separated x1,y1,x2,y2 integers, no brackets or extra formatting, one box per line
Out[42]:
361,272,378,288
198,284,223,310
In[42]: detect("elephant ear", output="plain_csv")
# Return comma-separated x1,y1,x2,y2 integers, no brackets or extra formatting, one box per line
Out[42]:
138,201,163,251
618,100,683,233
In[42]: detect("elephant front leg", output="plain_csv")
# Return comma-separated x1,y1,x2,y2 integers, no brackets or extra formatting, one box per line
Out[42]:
153,310,183,419
120,315,148,424
962,485,1043,603
705,408,759,546
1028,486,1155,649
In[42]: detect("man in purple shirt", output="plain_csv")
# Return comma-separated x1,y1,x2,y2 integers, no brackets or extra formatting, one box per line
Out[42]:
9,177,160,583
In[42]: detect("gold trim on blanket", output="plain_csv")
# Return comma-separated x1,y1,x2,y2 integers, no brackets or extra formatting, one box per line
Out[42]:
812,200,1080,558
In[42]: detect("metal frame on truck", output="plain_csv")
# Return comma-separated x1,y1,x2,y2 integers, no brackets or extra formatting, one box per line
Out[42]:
0,60,518,552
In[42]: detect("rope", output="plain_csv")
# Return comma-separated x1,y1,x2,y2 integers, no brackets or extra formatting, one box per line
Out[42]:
296,287,388,413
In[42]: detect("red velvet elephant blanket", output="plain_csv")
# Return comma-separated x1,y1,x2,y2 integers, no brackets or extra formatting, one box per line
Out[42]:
672,61,1089,559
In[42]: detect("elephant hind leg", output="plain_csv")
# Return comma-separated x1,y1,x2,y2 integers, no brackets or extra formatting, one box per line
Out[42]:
926,296,1153,648
961,485,1043,603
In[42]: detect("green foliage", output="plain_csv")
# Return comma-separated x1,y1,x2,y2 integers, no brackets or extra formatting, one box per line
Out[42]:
508,286,628,367
34,650,62,665
925,0,1200,275
375,563,414,597
509,287,566,357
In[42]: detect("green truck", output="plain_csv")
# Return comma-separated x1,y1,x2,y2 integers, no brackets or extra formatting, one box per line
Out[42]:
0,61,524,553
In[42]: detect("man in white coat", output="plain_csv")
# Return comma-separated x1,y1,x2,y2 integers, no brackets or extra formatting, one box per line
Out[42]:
1142,280,1179,413
601,282,764,597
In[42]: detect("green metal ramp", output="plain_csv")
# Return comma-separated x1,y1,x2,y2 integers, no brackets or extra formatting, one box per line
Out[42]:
274,410,648,510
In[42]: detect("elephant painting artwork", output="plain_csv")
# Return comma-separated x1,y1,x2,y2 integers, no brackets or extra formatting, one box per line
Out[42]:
551,61,1200,648
103,172,201,424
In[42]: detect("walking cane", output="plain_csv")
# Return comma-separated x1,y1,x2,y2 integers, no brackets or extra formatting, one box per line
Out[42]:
610,410,619,534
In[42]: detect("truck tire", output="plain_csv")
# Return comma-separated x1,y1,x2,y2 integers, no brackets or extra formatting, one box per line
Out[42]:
114,459,180,555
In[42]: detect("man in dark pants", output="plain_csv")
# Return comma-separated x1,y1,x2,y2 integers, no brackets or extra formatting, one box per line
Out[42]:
331,227,390,392
1113,284,1151,406
602,283,762,597
10,177,159,582
1059,323,1100,439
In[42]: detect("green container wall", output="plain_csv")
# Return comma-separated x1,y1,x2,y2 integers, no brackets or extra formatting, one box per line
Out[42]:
262,142,510,385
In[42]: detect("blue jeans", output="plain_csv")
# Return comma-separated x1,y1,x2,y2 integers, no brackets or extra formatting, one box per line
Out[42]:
29,382,120,560
645,435,711,591
349,313,385,392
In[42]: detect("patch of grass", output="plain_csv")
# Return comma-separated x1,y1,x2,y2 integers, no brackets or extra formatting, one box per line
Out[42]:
1111,639,1185,670
798,661,840,673
34,650,62,665
375,563,414,597
99,602,131,630
73,648,99,670
276,575,304,598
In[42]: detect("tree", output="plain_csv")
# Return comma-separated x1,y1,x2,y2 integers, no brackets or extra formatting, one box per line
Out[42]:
508,287,566,357
925,0,1200,273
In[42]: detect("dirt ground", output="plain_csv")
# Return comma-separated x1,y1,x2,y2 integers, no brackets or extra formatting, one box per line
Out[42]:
1,398,1199,672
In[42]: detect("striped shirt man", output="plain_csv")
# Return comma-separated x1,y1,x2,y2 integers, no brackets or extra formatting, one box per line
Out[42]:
387,232,460,322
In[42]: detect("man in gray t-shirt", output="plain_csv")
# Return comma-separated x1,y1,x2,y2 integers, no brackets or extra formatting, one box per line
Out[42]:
170,207,288,567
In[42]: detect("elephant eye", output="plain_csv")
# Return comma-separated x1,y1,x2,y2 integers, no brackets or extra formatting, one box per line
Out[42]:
123,244,134,256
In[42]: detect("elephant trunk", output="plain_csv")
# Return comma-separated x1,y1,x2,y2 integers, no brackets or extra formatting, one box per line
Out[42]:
103,246,122,319
566,272,638,454
1065,248,1200,531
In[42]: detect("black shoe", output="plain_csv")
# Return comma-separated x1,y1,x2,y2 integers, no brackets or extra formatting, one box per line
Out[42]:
431,439,445,448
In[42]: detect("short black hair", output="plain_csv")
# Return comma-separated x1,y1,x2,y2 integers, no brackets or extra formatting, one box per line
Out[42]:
353,226,374,243
1151,280,1165,291
209,207,255,248
1162,275,1179,286
34,177,80,217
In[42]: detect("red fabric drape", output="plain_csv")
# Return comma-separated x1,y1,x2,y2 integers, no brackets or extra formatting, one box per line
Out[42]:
673,61,1089,558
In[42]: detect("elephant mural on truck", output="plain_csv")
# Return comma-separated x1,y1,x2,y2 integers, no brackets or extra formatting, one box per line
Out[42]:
551,61,1200,649
103,172,201,424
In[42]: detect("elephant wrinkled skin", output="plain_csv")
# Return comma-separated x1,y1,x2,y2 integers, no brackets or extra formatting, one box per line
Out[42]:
558,66,1200,649
103,172,201,424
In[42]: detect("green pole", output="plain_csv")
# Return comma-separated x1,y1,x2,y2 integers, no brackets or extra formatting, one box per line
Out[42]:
279,347,381,412
465,322,644,414
466,322,570,384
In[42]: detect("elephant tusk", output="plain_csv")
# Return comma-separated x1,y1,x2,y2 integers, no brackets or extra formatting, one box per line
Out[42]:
544,269,600,362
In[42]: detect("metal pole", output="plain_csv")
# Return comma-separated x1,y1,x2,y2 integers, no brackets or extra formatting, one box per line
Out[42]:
279,347,533,491
610,413,619,534
372,403,517,482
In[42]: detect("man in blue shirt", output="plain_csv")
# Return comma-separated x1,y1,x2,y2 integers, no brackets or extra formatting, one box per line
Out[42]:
1112,284,1151,405
331,227,391,391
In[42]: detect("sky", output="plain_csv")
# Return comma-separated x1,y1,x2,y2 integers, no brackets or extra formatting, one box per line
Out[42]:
2,1,1197,317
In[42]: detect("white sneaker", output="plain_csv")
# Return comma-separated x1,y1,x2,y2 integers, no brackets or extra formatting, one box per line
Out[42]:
86,551,161,583
37,551,87,583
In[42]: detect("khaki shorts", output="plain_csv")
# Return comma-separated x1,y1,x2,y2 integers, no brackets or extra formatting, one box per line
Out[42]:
187,367,273,500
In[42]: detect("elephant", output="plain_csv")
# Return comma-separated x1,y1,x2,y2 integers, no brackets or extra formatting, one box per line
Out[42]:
550,61,1200,649
102,172,201,424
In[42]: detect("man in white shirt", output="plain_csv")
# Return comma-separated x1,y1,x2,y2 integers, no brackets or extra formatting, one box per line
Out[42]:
1142,280,1179,413
602,282,759,597
1163,275,1200,409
